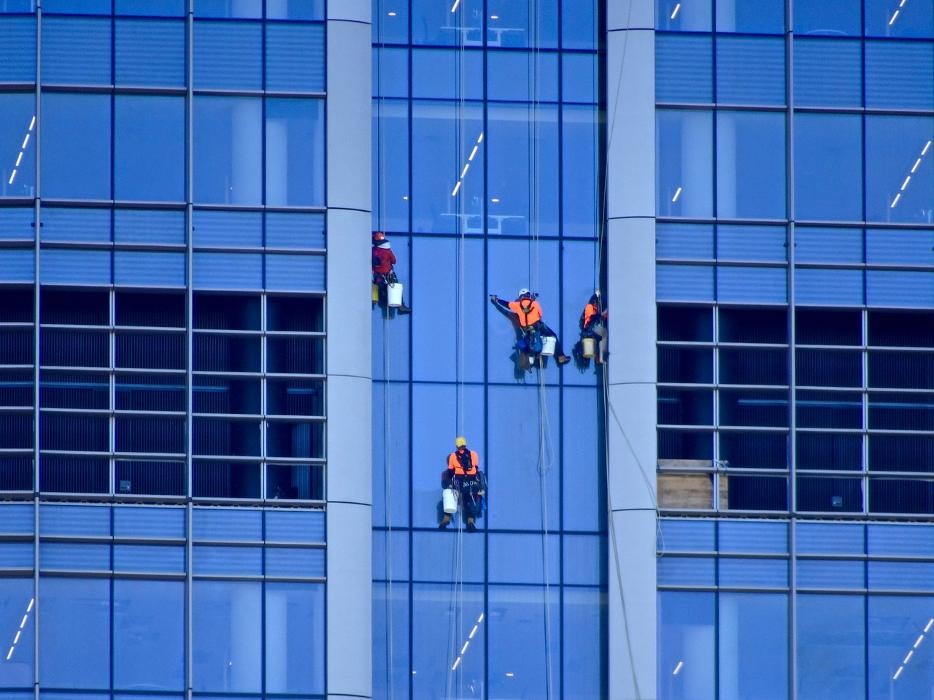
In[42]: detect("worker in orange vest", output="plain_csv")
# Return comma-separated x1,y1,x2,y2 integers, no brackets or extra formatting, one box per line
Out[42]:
580,290,608,363
372,231,411,314
489,288,571,364
439,436,485,531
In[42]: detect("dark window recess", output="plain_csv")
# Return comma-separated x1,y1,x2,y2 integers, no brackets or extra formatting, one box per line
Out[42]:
658,347,713,384
267,336,324,374
796,476,862,512
266,421,324,459
40,288,108,325
267,463,323,500
116,332,186,370
869,393,934,431
40,413,108,452
797,432,862,471
0,372,33,407
193,376,261,414
869,310,934,347
720,307,787,344
796,308,861,346
657,305,713,342
40,329,108,367
116,374,186,411
0,329,34,365
0,414,33,450
0,457,32,490
193,293,260,330
40,457,108,494
728,475,788,510
796,390,862,430
870,479,934,515
658,388,714,425
720,432,787,469
869,434,934,472
868,351,934,390
192,418,261,456
719,348,788,385
267,296,324,332
0,288,34,322
40,372,109,410
267,378,324,416
193,334,261,372
116,461,185,497
658,430,714,461
720,390,789,427
116,416,185,454
115,291,185,327
192,461,260,499
796,348,862,387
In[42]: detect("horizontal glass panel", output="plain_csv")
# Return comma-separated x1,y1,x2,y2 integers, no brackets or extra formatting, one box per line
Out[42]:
719,348,787,385
796,348,862,387
869,561,934,591
264,547,324,577
116,461,186,497
795,226,863,264
0,503,34,534
793,0,860,35
717,225,786,262
720,389,788,427
797,559,864,589
193,418,261,456
113,506,185,538
656,223,713,259
193,462,260,498
658,556,716,586
657,264,715,302
797,476,863,512
716,37,785,105
267,463,323,501
865,41,934,110
659,520,716,552
192,507,262,540
39,504,110,536
193,545,262,575
40,543,110,571
659,388,714,425
39,457,109,494
265,23,324,92
488,533,560,584
266,212,325,249
718,557,788,587
719,521,787,553
717,267,787,304
0,542,33,569
113,544,185,573
193,376,261,415
114,209,185,245
193,253,262,290
193,20,261,89
115,415,185,454
266,254,326,291
42,17,111,85
116,374,186,412
870,479,934,514
115,18,185,86
794,38,861,107
0,17,35,82
870,434,934,472
264,510,325,543
115,251,186,287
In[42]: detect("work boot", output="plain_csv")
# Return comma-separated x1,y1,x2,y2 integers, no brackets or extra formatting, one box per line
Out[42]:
397,304,412,315
466,518,477,532
556,354,571,365
438,514,451,529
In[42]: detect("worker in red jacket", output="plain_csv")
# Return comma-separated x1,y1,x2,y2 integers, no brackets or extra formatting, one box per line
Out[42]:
372,231,410,314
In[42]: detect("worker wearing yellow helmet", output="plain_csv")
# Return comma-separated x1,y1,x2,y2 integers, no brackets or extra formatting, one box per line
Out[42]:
439,436,484,531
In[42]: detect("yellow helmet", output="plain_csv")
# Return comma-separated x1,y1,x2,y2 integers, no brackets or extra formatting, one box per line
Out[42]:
454,436,467,448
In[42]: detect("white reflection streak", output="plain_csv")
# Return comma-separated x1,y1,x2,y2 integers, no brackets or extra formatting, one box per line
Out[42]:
672,660,684,676
7,115,36,187
4,598,34,662
672,186,683,203
450,612,485,671
893,616,933,681
670,2,682,19
450,0,461,11
890,140,932,207
450,131,485,197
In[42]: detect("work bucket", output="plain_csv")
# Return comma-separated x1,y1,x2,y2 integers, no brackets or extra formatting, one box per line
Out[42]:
541,335,556,356
371,284,379,303
442,487,458,514
582,337,595,358
387,282,403,308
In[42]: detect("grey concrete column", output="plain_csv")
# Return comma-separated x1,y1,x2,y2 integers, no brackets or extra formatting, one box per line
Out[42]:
326,2,373,699
606,2,657,699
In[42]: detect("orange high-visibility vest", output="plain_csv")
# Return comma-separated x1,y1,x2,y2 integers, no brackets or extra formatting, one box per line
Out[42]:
507,298,542,328
447,448,479,475
582,302,598,329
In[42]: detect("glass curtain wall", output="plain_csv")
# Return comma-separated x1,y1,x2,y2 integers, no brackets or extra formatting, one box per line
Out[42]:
372,0,606,697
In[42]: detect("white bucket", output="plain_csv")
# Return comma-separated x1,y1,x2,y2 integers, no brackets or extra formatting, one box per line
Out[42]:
442,487,458,514
541,335,556,356
387,282,403,308
582,337,595,358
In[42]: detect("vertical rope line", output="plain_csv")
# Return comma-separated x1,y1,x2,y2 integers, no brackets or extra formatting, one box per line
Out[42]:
538,368,555,700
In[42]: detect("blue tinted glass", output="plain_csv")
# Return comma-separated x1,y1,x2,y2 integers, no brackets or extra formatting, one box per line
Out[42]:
563,588,605,700
794,38,862,107
194,21,261,90
40,504,109,535
871,524,934,556
719,558,788,586
562,534,603,585
113,544,185,573
716,0,784,32
717,111,786,219
40,250,111,284
40,542,109,570
657,264,715,301
865,116,934,224
0,17,35,82
866,0,934,37
719,593,788,700
266,254,325,291
563,105,599,236
192,581,262,692
868,596,934,698
193,252,262,289
115,252,186,286
116,0,185,15
265,583,325,694
113,580,184,690
116,19,186,87
867,270,934,308
194,210,262,247
562,0,596,48
488,533,559,584
266,23,325,92
194,0,261,18
115,95,185,202
794,112,863,221
0,250,34,281
1,94,36,198
866,41,934,110
41,93,111,200
266,212,325,248
0,579,34,686
487,0,557,48
265,98,325,206
0,208,33,240
114,209,185,245
411,48,482,100
562,388,603,529
656,34,713,104
797,559,865,588
411,0,481,46
374,0,408,44
43,0,109,12
718,225,786,261
193,507,261,540
487,50,558,102
716,37,785,105
795,268,864,305
867,228,934,265
41,207,109,243
720,520,787,552
373,99,410,232
797,594,865,698
657,0,712,31
371,383,411,526
659,591,716,699
0,1,35,11
795,227,863,263
373,581,410,700
797,521,865,553
39,578,109,688
41,18,110,84
658,556,717,586
563,52,597,103
411,531,485,583
194,96,262,205
657,110,713,217
794,0,861,35
374,47,408,98
267,0,324,20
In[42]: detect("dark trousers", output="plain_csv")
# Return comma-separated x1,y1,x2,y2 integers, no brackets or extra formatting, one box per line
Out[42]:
529,321,566,358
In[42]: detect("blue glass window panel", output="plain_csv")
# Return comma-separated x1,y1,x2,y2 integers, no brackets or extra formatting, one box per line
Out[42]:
720,521,788,553
657,110,713,217
562,0,596,48
40,543,109,570
659,520,715,552
866,41,934,110
41,93,111,200
113,580,184,691
194,0,261,17
410,48,482,101
115,19,186,86
865,116,934,224
562,389,602,528
795,227,863,263
42,18,110,85
866,0,934,37
718,225,787,262
193,508,261,540
797,595,865,698
868,596,934,699
114,209,185,245
266,212,325,249
0,504,33,534
870,561,934,591
563,534,603,585
43,0,110,12
411,237,484,382
373,530,410,584
659,591,715,699
656,0,712,31
487,586,560,699
370,241,411,379
867,229,934,265
192,581,262,692
194,96,262,205
0,17,35,82
264,583,325,694
116,0,185,15
718,266,787,303
719,558,788,587
794,38,862,107
797,559,864,588
374,47,408,99
717,110,786,219
719,593,788,700
374,0,408,44
487,0,558,48
113,545,185,573
488,533,559,584
115,95,185,202
39,578,109,688
373,99,410,233
40,249,111,285
265,254,325,291
0,579,34,686
373,581,411,700
193,545,262,575
0,543,33,568
265,509,325,542
194,21,261,90
0,1,34,11
794,0,861,36
114,506,185,538
869,524,934,556
265,98,325,206
798,522,865,554
560,240,600,386
658,556,716,586
0,94,36,199
487,50,558,102
371,383,411,527
657,264,715,301
193,252,262,290
656,34,713,104
41,208,109,243
40,504,109,536
563,588,605,700
266,0,325,20
266,23,324,92
563,52,597,104
794,113,863,221
265,547,325,577
716,37,785,105
795,268,864,305
716,0,784,33
411,531,485,583
562,105,599,237
868,271,934,308
194,210,262,248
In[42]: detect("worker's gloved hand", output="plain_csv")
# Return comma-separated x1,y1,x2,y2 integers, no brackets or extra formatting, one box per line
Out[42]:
489,294,497,302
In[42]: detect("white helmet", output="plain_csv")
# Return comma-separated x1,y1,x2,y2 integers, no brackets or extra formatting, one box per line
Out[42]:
518,288,531,298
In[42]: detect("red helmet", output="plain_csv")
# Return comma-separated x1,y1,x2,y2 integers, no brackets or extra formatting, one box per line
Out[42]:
373,231,386,242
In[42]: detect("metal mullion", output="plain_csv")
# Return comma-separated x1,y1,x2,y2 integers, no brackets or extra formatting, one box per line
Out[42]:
260,294,267,501
110,288,116,496
862,308,869,516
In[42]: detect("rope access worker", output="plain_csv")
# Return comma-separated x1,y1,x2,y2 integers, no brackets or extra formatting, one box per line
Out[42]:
489,289,571,365
580,290,608,364
439,436,485,532
372,231,411,314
